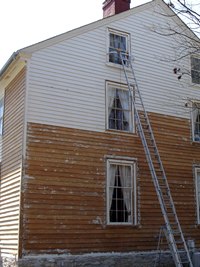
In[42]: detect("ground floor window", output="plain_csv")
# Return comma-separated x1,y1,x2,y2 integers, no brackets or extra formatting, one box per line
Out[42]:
107,159,136,225
195,168,200,224
192,103,200,142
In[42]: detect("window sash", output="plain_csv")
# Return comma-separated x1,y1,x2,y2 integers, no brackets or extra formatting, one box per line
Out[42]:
107,160,135,225
107,29,130,65
195,169,200,224
107,85,132,132
191,57,200,84
0,96,4,137
109,33,127,64
192,103,200,142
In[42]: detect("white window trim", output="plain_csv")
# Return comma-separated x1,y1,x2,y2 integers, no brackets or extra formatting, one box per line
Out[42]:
195,168,200,224
190,56,200,87
106,158,137,225
106,28,131,68
191,101,200,143
106,81,134,133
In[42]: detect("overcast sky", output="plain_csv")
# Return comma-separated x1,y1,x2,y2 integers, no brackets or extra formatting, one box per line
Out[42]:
0,0,199,71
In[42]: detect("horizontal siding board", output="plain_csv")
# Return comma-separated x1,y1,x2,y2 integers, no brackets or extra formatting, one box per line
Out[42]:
0,67,26,256
20,116,199,255
26,5,196,132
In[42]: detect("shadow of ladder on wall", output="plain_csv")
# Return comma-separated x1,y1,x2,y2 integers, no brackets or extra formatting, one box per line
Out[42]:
119,51,193,267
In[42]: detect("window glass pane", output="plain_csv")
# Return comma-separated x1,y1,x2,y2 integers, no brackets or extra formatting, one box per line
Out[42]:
191,57,200,84
0,97,4,136
193,104,200,141
0,97,4,118
0,119,2,136
108,86,131,132
197,171,200,222
108,163,133,224
109,33,127,64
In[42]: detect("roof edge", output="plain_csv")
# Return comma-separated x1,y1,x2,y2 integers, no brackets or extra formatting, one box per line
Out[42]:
0,52,31,81
18,0,156,54
0,52,19,79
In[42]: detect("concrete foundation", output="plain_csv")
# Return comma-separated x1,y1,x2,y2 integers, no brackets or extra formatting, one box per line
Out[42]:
1,251,176,267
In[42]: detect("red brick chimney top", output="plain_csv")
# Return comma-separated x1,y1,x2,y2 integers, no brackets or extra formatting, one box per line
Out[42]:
103,0,131,18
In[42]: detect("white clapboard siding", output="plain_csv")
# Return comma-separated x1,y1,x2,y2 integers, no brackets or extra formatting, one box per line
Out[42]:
0,67,26,256
26,4,195,132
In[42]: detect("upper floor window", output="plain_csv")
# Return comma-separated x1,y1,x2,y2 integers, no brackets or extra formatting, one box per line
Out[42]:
108,29,130,65
191,57,200,84
195,168,200,224
0,96,4,136
192,103,200,142
106,82,133,132
107,159,136,225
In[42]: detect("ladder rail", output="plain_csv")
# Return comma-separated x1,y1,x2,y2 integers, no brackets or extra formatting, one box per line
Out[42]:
119,52,193,267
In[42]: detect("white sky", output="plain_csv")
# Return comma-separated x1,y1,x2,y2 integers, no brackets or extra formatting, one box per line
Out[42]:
0,0,199,71
0,0,149,70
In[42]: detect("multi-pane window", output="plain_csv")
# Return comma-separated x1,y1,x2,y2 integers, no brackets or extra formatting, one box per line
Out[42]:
107,83,132,132
195,168,200,224
0,96,4,136
109,33,127,64
192,103,200,142
107,160,135,225
108,29,129,65
191,57,200,84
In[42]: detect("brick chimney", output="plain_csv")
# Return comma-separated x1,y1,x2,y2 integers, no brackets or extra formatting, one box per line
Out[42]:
103,0,131,18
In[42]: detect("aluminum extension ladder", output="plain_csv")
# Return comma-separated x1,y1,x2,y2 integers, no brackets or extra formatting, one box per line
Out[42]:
119,51,193,267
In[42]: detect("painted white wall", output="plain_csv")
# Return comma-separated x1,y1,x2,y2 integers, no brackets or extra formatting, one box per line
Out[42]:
26,4,196,132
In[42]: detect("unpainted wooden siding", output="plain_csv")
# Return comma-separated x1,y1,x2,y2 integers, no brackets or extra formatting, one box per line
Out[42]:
0,67,26,256
26,4,196,133
21,112,199,256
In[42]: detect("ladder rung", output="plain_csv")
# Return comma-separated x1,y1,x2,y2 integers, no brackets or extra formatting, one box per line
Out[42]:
175,240,184,244
139,116,147,119
166,213,175,217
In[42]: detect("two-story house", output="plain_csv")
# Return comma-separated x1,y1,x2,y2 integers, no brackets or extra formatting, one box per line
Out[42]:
0,0,200,266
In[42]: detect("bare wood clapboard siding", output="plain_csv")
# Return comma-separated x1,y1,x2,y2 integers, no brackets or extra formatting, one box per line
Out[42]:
20,112,199,256
0,67,26,256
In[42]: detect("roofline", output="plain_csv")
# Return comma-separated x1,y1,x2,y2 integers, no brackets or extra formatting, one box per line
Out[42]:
0,52,19,78
18,0,155,54
1,0,199,75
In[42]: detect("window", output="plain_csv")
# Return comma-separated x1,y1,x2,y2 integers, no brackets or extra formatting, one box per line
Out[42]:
0,96,4,136
108,29,130,65
191,57,200,84
192,103,200,142
107,159,136,225
106,82,133,132
195,168,200,224
0,95,4,162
